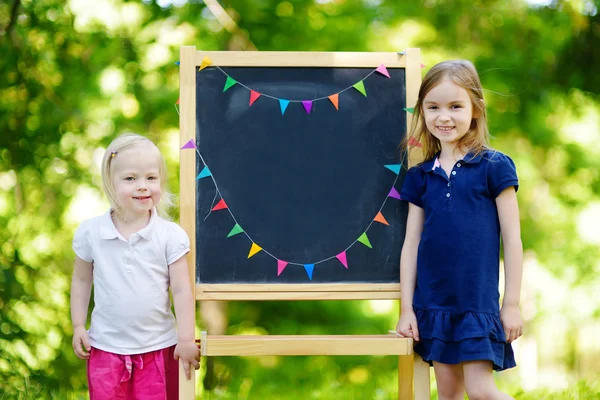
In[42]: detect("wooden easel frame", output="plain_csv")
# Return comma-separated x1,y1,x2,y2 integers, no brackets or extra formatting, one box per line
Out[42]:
178,47,430,399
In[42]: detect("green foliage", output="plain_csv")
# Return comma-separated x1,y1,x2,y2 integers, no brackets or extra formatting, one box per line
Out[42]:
1,0,599,397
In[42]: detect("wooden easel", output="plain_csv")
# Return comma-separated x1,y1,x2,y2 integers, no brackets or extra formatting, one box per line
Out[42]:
178,47,430,399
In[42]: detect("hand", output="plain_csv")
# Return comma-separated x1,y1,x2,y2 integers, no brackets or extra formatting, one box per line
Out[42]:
72,326,91,359
174,341,201,380
395,309,420,342
500,305,523,343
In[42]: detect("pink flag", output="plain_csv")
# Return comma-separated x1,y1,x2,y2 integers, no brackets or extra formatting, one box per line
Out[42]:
336,252,348,269
181,139,196,149
277,260,289,276
375,64,390,78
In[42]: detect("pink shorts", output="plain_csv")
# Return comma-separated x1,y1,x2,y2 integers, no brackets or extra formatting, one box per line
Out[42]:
87,345,179,400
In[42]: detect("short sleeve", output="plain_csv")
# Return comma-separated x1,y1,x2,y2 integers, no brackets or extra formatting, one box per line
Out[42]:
487,152,519,198
72,221,93,262
400,166,424,208
166,223,190,265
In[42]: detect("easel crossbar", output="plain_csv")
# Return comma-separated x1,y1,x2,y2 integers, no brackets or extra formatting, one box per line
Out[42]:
202,334,413,356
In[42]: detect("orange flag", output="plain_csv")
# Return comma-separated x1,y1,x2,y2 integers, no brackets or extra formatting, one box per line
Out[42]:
374,212,389,226
328,94,339,110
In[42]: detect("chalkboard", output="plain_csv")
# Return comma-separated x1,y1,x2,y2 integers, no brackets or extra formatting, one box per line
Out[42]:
178,50,422,300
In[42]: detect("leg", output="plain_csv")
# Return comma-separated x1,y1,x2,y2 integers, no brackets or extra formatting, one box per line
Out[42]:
463,361,513,400
432,361,464,400
87,348,127,400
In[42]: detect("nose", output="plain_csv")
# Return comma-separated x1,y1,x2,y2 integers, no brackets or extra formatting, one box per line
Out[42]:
438,113,451,122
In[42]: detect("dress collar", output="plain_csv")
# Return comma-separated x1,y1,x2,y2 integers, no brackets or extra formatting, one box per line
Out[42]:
99,208,157,240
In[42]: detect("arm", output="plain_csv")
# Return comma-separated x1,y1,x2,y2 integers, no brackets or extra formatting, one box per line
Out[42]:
395,203,424,340
496,187,524,342
169,255,200,379
70,256,93,359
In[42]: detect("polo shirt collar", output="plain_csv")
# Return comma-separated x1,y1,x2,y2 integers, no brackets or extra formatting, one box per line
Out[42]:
421,149,486,173
99,208,157,240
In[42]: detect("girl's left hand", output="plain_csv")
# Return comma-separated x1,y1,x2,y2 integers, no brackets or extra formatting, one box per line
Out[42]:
500,305,523,343
174,341,201,379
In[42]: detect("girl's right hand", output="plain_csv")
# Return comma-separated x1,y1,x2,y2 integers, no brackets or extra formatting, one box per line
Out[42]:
72,326,91,359
395,310,420,341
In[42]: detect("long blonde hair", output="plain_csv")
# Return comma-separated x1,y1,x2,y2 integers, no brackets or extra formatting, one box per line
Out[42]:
403,60,491,162
101,133,174,219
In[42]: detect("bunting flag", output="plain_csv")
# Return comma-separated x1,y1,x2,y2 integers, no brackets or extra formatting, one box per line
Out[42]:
175,61,180,66
279,99,290,115
328,94,339,110
248,243,263,258
200,56,213,71
302,100,313,114
403,107,414,114
408,136,423,148
211,199,228,211
375,64,390,78
421,63,426,68
385,164,401,175
353,81,367,97
227,223,244,237
223,76,237,92
176,98,180,105
249,90,261,106
197,166,212,179
388,187,401,200
336,251,348,269
181,139,196,149
357,232,372,249
277,260,288,276
304,264,315,280
374,212,390,226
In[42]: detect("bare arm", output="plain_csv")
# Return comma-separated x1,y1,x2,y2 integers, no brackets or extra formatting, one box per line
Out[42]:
169,255,200,378
70,256,93,359
401,203,424,311
496,187,524,342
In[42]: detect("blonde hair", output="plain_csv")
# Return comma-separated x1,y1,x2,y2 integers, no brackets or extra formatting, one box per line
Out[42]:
101,133,174,220
403,59,491,163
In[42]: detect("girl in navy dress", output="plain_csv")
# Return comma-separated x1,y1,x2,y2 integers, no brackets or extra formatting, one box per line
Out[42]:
395,60,523,400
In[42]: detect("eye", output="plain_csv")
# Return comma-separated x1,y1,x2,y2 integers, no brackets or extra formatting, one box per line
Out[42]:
124,176,134,181
427,105,438,110
148,176,158,181
451,104,463,109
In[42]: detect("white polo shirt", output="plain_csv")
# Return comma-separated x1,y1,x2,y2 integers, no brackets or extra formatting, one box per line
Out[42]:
72,209,190,355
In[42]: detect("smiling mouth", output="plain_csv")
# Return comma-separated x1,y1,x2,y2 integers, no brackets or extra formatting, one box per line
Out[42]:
134,196,151,200
437,126,455,132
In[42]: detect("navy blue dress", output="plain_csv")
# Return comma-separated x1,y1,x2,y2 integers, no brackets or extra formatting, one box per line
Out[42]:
400,149,518,371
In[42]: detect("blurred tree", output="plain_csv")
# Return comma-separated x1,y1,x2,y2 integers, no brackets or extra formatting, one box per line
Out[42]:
0,0,598,397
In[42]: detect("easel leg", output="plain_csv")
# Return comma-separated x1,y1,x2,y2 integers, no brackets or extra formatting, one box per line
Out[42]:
179,361,195,399
398,354,414,399
413,355,430,400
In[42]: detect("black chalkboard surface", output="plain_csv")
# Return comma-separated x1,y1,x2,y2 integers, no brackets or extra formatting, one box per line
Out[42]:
194,65,408,285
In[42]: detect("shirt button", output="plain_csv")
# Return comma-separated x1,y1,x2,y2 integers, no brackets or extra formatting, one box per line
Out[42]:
447,182,450,187
446,193,451,198
457,163,461,167
451,171,457,175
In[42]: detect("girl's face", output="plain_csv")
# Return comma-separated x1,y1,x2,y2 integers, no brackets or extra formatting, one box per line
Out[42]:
422,78,474,149
111,145,162,218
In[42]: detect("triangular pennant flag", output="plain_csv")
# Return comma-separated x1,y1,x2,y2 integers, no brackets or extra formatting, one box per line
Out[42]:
353,81,367,97
175,61,180,65
328,94,339,110
302,100,313,114
181,139,196,149
408,136,423,148
385,164,401,175
249,90,261,106
277,260,288,276
375,64,390,78
403,107,414,114
196,166,212,179
374,212,390,226
357,232,372,249
247,243,262,258
388,187,401,200
421,63,426,68
227,223,244,237
211,199,228,211
223,76,237,92
176,98,180,105
279,99,290,115
336,252,348,269
199,56,213,70
304,264,314,280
